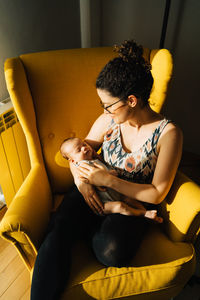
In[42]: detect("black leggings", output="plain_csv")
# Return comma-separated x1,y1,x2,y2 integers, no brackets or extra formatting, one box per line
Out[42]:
31,186,148,300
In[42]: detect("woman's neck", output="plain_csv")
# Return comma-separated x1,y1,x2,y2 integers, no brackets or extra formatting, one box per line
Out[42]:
125,104,162,129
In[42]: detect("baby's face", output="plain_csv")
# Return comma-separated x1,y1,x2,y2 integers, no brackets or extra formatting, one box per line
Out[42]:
63,138,94,162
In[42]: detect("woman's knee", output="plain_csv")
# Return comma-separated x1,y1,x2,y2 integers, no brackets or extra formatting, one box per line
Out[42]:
92,215,147,267
92,232,129,267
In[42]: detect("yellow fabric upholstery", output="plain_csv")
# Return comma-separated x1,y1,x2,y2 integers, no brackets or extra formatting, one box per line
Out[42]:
149,49,173,112
62,227,195,299
0,164,52,269
0,46,200,300
162,172,200,243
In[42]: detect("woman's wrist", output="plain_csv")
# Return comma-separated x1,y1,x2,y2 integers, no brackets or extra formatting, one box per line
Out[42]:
106,173,118,189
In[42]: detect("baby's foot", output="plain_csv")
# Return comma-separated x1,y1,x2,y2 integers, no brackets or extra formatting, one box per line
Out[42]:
144,210,163,223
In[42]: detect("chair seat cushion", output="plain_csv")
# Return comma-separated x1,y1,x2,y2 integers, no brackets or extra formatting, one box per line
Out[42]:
61,225,195,300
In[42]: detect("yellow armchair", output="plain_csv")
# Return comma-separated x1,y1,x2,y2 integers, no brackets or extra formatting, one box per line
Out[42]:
1,46,200,300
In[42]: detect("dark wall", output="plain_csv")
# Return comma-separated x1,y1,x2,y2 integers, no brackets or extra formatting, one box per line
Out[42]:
0,0,81,99
0,0,200,155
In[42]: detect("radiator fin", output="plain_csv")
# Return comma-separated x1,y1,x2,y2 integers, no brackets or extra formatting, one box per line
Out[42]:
12,122,31,179
0,135,16,205
1,127,24,192
0,122,31,206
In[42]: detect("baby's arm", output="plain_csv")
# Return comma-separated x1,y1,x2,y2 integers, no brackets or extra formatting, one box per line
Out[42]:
104,201,146,217
104,201,163,223
123,197,163,223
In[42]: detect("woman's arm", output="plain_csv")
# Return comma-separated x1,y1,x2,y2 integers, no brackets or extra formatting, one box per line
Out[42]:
78,124,183,205
69,112,111,181
69,113,112,214
84,113,112,150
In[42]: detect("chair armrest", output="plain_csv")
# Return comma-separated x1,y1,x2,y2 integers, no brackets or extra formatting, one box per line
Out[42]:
0,164,52,270
161,171,200,243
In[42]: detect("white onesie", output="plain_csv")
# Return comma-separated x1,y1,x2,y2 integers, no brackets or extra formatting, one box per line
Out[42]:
75,159,121,203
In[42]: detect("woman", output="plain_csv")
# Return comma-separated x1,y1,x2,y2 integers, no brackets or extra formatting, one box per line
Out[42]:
31,40,182,300
75,40,182,211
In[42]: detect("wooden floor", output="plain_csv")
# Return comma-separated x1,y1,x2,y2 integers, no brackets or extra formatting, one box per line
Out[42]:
0,206,31,300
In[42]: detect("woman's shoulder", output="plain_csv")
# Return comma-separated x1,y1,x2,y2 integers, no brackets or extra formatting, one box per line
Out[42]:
152,115,182,136
157,119,183,150
96,113,113,125
91,113,113,132
85,114,113,148
162,119,183,137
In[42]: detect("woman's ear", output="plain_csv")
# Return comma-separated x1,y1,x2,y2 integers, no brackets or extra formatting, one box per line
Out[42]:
127,95,138,107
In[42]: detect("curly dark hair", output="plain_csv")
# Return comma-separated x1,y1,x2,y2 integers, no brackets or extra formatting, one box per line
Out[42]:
96,40,153,105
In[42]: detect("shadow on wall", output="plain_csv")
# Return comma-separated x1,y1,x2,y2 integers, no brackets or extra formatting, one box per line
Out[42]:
0,0,81,100
170,0,187,53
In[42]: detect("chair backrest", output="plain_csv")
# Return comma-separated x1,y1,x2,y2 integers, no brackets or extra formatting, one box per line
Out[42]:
4,47,173,194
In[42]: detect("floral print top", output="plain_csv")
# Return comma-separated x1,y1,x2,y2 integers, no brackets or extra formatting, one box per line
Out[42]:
101,118,171,185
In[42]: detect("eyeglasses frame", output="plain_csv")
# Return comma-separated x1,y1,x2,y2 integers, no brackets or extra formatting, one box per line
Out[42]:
100,98,126,113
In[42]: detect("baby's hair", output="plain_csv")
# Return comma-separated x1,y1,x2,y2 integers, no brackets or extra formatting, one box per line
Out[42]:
60,137,77,160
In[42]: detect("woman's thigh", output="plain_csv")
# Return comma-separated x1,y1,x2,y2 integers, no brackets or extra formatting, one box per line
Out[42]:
51,185,102,240
92,214,148,267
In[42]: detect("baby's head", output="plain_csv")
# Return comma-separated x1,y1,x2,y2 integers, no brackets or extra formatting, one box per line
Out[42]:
60,137,94,163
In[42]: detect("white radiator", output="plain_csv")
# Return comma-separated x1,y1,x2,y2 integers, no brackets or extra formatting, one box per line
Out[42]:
0,99,31,206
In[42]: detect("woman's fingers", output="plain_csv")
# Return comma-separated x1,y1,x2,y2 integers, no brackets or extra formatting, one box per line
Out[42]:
82,192,99,215
77,167,89,177
83,187,104,215
88,190,104,215
79,177,89,184
88,197,104,215
93,162,104,170
79,162,93,171
88,197,103,215
77,182,103,215
77,165,93,180
78,162,103,174
85,197,99,214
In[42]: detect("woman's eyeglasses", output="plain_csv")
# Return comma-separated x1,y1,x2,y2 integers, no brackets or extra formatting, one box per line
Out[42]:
100,99,124,113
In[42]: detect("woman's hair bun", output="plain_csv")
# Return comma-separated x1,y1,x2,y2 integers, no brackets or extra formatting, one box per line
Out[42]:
114,39,151,73
114,40,144,63
96,39,153,104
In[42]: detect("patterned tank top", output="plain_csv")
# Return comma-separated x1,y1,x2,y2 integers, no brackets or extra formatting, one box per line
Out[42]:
101,118,171,184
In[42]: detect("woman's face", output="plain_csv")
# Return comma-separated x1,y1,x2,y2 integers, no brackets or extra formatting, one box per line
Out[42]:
97,89,130,124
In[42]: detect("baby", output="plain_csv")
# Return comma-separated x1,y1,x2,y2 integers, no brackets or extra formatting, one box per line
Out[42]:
60,137,163,222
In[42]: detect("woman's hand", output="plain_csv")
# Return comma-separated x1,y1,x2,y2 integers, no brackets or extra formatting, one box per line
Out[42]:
76,181,104,215
77,162,113,187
